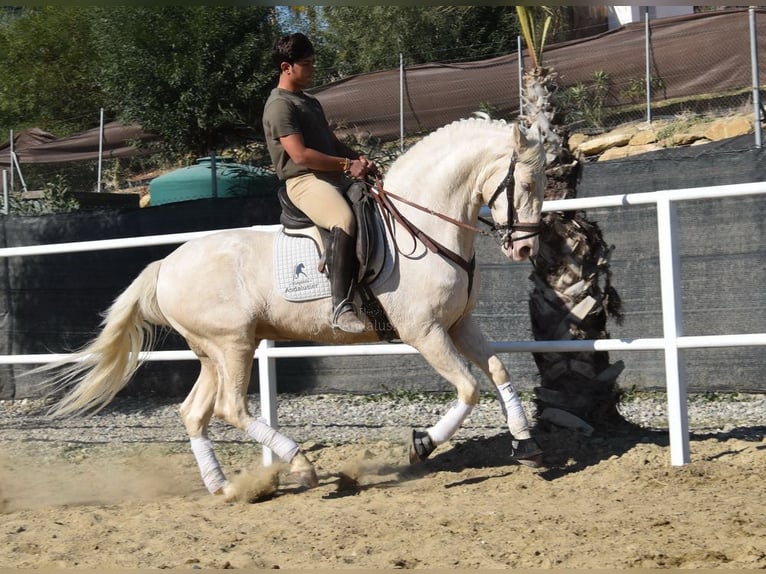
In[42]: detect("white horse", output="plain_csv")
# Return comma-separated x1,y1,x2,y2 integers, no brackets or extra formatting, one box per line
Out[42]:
38,117,547,499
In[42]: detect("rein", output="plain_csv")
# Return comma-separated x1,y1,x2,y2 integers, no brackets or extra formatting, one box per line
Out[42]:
368,175,477,290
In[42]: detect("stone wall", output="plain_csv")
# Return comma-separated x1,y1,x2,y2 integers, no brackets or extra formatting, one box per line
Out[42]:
570,114,754,162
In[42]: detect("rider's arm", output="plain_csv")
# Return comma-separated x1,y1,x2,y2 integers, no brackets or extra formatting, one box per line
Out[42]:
280,133,373,179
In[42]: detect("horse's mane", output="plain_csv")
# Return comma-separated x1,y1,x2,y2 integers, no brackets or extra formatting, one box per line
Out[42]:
390,117,544,174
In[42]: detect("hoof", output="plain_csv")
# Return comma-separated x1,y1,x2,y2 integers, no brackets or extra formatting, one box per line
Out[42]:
409,430,436,464
289,452,319,488
220,481,238,502
511,438,544,468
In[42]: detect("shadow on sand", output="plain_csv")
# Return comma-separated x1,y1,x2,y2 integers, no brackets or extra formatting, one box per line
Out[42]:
321,421,766,495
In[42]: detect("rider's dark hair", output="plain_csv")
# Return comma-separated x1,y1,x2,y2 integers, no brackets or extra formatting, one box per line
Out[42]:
272,33,315,72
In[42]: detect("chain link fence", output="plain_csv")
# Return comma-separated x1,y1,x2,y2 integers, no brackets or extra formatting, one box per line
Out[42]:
317,8,764,143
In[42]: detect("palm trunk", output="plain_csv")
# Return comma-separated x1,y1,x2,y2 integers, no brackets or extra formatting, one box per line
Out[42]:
522,67,628,430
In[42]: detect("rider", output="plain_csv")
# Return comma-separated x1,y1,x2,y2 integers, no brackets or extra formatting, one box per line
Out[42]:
262,32,375,334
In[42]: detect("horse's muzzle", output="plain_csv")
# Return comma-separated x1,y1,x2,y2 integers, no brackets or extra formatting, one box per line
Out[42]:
504,236,539,262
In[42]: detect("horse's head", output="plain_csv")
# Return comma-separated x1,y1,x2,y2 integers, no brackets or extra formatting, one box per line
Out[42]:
485,124,547,262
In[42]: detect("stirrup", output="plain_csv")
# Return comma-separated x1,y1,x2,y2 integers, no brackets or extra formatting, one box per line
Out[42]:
331,301,366,333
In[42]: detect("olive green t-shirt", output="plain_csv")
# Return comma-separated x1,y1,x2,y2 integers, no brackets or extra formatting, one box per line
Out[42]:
262,88,340,181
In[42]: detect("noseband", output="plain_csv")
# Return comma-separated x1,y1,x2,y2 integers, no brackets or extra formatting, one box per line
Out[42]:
481,157,542,250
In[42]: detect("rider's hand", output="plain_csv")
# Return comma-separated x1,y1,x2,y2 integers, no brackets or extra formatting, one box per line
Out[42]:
348,156,377,179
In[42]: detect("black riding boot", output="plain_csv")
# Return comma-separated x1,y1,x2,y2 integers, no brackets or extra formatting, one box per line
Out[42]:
328,227,366,333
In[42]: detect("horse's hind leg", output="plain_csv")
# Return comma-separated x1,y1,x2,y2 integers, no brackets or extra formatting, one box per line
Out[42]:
449,314,543,467
181,344,317,498
213,342,318,490
180,357,228,495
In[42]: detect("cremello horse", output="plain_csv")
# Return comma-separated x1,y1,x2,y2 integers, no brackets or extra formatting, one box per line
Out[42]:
39,118,547,498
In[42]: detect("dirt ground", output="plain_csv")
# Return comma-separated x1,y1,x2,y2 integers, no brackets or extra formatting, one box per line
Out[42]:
0,420,764,571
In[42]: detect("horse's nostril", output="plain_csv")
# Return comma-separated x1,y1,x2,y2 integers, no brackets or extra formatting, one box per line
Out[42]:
518,245,531,259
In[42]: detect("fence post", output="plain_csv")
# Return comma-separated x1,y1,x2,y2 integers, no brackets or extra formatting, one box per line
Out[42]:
518,35,524,118
656,195,690,465
8,130,13,193
399,52,404,152
97,108,104,192
645,7,652,123
750,6,763,148
2,170,8,215
257,339,278,466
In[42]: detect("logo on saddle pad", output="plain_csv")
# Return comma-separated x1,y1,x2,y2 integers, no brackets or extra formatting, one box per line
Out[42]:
294,262,308,279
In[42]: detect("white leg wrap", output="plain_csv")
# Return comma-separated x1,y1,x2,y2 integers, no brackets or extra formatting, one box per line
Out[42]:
496,381,531,439
427,400,474,445
189,436,228,494
246,418,300,462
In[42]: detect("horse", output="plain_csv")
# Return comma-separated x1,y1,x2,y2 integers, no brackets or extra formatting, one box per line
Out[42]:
37,117,547,499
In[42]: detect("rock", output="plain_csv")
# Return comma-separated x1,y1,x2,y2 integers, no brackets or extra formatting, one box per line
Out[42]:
609,124,640,136
629,130,658,145
597,146,630,161
668,122,709,146
540,407,594,436
577,132,634,156
703,116,752,141
571,112,754,161
598,143,663,161
568,132,589,153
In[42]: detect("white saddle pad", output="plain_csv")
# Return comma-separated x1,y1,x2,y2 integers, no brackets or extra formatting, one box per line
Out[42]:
273,231,331,302
273,216,396,302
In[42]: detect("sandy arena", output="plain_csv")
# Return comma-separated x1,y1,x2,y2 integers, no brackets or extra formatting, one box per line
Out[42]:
0,394,764,569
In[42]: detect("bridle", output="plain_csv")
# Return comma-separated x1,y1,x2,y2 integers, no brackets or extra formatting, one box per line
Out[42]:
479,156,542,250
363,155,541,294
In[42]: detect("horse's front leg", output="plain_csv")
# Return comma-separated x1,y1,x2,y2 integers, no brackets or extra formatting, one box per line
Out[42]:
449,314,544,467
404,326,483,463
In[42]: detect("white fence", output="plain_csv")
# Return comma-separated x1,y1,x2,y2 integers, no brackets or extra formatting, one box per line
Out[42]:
1,181,765,467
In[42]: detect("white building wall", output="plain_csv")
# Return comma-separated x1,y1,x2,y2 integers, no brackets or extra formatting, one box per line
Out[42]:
608,6,694,29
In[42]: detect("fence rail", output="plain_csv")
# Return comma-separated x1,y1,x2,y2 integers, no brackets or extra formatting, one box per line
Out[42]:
1,181,765,467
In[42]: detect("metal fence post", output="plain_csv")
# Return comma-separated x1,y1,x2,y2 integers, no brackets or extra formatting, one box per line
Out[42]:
645,7,652,123
2,170,8,215
750,6,763,148
518,35,524,118
8,130,14,193
400,52,404,152
656,195,690,465
97,108,104,192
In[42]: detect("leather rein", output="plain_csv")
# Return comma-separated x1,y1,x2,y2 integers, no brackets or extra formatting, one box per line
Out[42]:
364,157,541,294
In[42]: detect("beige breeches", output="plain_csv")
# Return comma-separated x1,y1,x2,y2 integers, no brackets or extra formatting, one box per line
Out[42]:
286,173,355,235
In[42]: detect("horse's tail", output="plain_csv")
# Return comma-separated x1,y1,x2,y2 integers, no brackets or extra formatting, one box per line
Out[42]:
37,260,167,418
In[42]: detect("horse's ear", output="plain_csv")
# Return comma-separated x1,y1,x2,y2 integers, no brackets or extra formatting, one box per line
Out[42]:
513,122,530,151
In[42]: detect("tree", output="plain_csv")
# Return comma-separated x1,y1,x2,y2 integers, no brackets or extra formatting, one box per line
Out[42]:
0,7,105,135
515,6,627,429
93,7,279,157
320,6,521,81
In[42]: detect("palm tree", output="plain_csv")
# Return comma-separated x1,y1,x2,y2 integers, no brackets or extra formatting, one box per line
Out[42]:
516,6,627,429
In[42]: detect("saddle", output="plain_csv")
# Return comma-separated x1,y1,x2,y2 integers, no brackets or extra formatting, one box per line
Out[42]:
277,181,381,284
276,181,397,340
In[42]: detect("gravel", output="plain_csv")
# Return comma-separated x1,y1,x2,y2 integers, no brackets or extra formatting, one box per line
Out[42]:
0,391,763,446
